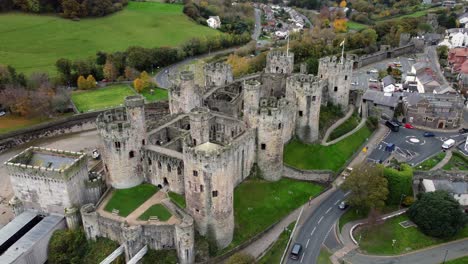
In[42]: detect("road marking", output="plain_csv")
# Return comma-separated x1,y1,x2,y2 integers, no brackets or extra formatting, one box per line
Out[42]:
310,226,316,236
344,191,351,197
306,238,310,248
318,216,324,224
326,207,332,214
300,252,305,263
334,200,340,205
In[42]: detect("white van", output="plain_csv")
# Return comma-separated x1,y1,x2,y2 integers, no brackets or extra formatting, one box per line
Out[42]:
442,139,455,149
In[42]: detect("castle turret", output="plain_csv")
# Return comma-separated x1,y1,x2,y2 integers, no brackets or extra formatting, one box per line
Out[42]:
175,215,195,264
204,62,233,88
96,96,146,189
257,104,284,181
242,80,261,128
265,51,294,74
288,74,324,143
189,107,211,146
318,56,353,110
169,71,202,114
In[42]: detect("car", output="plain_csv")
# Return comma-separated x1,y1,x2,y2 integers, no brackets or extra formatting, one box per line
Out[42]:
338,201,348,210
92,149,100,160
351,82,358,86
0,111,5,117
385,120,400,132
368,69,378,74
290,243,302,260
442,139,455,149
423,132,435,137
404,123,414,129
369,78,378,83
391,119,402,126
459,128,468,134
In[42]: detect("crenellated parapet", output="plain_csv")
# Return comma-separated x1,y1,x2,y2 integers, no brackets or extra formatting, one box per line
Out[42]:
266,50,294,74
318,56,353,110
204,62,233,87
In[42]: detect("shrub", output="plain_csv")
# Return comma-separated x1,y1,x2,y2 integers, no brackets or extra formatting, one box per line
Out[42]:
383,164,413,205
366,116,378,130
226,252,255,264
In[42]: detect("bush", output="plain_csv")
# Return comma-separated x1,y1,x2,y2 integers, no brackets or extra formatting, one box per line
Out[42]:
226,252,255,264
142,249,178,264
383,164,413,205
402,196,414,207
408,191,467,238
366,116,378,130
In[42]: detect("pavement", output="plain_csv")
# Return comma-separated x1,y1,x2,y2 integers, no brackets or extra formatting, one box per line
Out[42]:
321,106,355,144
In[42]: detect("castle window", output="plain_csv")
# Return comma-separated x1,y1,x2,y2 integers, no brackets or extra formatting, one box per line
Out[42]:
195,209,199,213
148,158,152,165
158,161,162,169
193,139,197,145
231,130,234,137
345,75,348,80
200,185,204,192
177,167,182,175
312,96,316,101
278,123,282,129
261,143,266,150
334,86,338,92
114,141,121,150
167,165,171,172
142,139,146,145
212,191,218,197
193,170,198,177
298,111,303,117
320,74,323,78
129,151,135,158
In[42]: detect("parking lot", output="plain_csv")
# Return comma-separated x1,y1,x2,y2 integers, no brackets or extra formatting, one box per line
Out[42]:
368,127,467,165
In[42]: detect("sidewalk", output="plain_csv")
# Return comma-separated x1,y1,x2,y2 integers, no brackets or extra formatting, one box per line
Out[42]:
322,106,355,144
430,150,452,171
348,124,389,168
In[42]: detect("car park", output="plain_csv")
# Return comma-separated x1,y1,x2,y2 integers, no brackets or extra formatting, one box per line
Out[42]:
290,243,302,260
423,132,435,137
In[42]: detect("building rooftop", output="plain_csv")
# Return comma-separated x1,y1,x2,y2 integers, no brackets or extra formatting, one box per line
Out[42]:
0,211,39,252
363,90,400,107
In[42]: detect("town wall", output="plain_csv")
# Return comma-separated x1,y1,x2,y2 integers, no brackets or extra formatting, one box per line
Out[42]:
283,165,333,183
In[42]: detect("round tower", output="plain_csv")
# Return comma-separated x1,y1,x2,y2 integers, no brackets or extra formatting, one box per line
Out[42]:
96,96,146,189
175,215,195,264
265,50,294,74
169,71,202,114
242,79,261,128
203,62,233,87
318,56,353,110
257,105,284,181
290,74,324,143
189,107,211,146
65,207,80,230
9,196,24,216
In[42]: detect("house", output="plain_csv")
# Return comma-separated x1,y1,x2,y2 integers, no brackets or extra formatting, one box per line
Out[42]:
362,90,401,119
459,13,468,28
448,47,468,74
206,16,221,29
439,29,468,48
402,92,464,129
382,75,397,92
422,179,468,206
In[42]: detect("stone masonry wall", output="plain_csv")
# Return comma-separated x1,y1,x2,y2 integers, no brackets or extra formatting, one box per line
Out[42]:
283,165,333,183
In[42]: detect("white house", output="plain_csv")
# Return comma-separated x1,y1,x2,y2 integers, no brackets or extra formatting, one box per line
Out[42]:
422,179,468,206
439,29,468,48
207,16,221,29
459,13,468,28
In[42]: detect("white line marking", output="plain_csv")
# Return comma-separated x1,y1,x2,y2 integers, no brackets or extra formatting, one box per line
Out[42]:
334,199,340,205
300,252,305,263
306,238,310,248
344,191,351,197
326,207,332,214
310,226,316,236
318,216,324,224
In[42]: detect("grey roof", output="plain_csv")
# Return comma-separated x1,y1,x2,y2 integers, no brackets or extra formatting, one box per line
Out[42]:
363,90,400,107
417,73,436,84
0,214,65,263
382,75,395,87
413,62,428,73
0,211,38,248
446,28,468,34
433,180,468,195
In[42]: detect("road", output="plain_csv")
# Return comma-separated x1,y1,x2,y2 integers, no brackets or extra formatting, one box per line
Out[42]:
285,189,348,264
252,8,262,41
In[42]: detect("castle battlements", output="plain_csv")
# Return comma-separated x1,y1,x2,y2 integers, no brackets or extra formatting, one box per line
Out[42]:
267,50,294,59
203,62,232,73
319,56,353,71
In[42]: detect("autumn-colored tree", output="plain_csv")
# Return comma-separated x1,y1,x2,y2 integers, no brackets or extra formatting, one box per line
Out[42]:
86,75,97,89
138,71,152,90
133,78,144,93
103,61,118,82
333,18,347,33
77,75,88,90
226,54,250,77
339,0,347,8
124,67,139,81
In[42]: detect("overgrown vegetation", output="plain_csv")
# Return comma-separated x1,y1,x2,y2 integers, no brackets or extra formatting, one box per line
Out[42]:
443,152,468,171
383,164,413,206
104,183,158,217
329,113,360,141
415,152,446,171
319,103,344,138
141,249,178,264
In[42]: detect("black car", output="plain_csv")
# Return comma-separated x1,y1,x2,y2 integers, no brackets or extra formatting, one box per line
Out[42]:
385,120,400,132
290,243,302,260
423,132,435,137
459,128,468,134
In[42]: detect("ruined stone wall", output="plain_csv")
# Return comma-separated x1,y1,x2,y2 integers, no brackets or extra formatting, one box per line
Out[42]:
265,51,294,74
318,56,353,110
143,149,185,194
260,73,287,98
169,71,202,115
204,62,234,88
283,165,333,183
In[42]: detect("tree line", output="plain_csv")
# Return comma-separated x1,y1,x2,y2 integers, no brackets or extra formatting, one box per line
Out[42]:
0,0,129,19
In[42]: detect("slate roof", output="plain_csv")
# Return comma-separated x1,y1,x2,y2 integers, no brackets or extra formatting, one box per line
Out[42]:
363,90,400,107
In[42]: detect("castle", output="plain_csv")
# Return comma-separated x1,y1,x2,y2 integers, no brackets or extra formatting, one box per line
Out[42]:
5,50,353,263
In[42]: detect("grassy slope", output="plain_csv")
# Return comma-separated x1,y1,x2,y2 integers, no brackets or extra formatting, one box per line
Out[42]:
414,152,446,171
104,184,158,217
168,191,186,209
141,87,169,102
445,256,468,264
317,247,333,264
0,2,218,75
329,114,360,141
347,21,369,31
226,178,323,251
284,125,372,172
138,204,172,221
357,214,468,255
258,221,295,264
71,85,136,112
443,152,468,171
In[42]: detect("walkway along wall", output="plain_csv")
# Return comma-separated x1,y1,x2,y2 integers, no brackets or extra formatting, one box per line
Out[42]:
283,165,333,183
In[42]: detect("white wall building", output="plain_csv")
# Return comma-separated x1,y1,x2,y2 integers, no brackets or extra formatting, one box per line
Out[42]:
207,16,221,29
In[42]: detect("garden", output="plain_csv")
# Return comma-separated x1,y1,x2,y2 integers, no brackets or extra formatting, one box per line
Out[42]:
414,152,446,171
138,204,172,221
104,183,158,217
443,152,468,171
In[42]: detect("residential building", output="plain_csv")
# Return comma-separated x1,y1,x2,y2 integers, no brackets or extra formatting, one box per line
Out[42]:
206,16,221,29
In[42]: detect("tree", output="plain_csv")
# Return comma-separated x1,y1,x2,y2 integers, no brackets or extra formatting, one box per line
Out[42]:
225,252,255,264
341,163,389,211
86,75,97,89
133,78,144,93
383,164,413,205
56,58,72,83
124,67,139,81
408,191,466,238
226,54,250,77
333,18,347,33
103,61,118,81
339,0,347,8
48,229,87,264
77,75,88,90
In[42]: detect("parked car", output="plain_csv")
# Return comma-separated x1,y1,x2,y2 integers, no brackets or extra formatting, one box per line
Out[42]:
367,69,378,74
341,167,353,179
423,132,435,137
404,123,414,129
442,139,456,149
290,243,302,260
338,201,349,210
0,111,5,117
391,119,402,126
92,149,100,160
385,120,400,132
459,128,468,134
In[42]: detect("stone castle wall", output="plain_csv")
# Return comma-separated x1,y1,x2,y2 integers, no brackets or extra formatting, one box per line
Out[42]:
283,165,333,183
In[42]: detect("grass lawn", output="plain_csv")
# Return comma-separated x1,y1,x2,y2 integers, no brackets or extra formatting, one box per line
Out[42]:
0,115,49,134
0,2,218,75
329,114,360,141
347,21,369,31
443,152,468,171
445,256,468,264
71,84,136,112
319,104,344,138
415,152,446,171
258,221,295,264
317,247,333,264
168,191,186,209
357,214,468,255
138,204,172,221
224,178,323,252
338,206,398,232
284,125,373,172
104,184,158,217
141,87,168,102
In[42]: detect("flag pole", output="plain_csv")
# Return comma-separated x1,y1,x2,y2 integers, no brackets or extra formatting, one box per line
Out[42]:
286,33,290,57
341,39,345,64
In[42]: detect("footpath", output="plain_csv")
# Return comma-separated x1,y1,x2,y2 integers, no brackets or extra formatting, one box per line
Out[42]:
430,150,452,171
321,106,355,144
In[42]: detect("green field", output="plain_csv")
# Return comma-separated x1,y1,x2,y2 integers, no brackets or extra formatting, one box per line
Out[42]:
141,87,169,102
445,256,468,264
347,21,369,31
284,125,373,172
357,214,468,255
168,191,186,209
258,221,295,264
0,2,218,75
415,152,446,171
104,184,158,217
443,152,468,171
225,178,323,252
72,85,136,112
138,204,172,221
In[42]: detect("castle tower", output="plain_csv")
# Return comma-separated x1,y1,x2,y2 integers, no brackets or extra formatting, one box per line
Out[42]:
204,62,233,88
96,96,146,189
175,215,195,264
169,71,202,114
265,51,294,74
277,98,295,143
317,56,353,110
65,207,81,230
288,74,324,143
257,104,284,181
242,80,261,128
189,107,211,146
